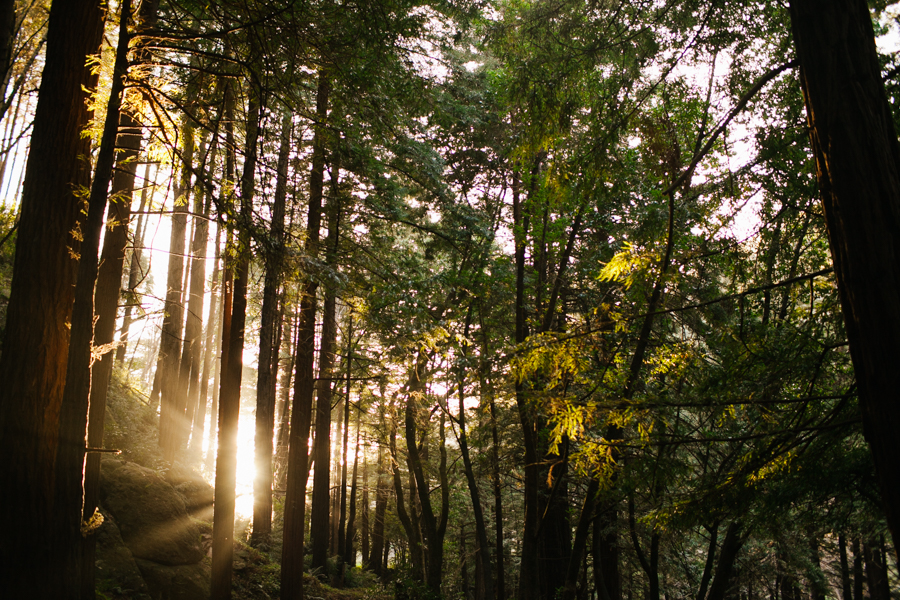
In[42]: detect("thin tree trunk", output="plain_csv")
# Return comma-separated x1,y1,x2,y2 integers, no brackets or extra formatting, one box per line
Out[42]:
282,70,331,600
852,537,864,600
337,315,354,579
252,109,291,547
116,161,153,366
310,241,339,568
345,405,361,568
275,308,297,489
210,76,260,600
81,2,159,593
561,479,600,600
839,534,852,600
57,4,131,594
368,442,387,576
593,505,621,600
177,161,210,454
704,522,744,600
180,126,216,454
458,311,495,600
191,222,222,458
157,117,192,462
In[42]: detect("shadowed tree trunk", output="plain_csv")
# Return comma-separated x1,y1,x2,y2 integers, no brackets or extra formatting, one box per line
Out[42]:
368,442,388,576
282,70,331,600
458,311,495,600
788,0,900,554
115,160,152,366
252,109,292,548
82,3,160,594
345,402,361,568
0,0,104,593
210,75,260,600
191,222,222,457
593,504,621,600
58,3,132,594
178,130,215,454
311,171,341,570
157,117,192,462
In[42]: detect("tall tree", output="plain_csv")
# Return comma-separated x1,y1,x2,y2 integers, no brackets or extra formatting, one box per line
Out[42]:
310,163,341,570
252,108,292,547
282,69,331,600
787,0,900,553
0,0,104,592
210,66,261,598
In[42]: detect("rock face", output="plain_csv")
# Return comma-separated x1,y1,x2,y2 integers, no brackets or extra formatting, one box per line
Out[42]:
97,458,212,598
135,558,211,600
100,459,204,565
94,509,152,599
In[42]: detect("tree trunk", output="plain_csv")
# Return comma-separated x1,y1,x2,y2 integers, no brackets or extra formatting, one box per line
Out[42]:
252,109,292,548
157,116,192,462
210,76,260,600
839,534,852,600
274,307,297,489
191,222,222,458
345,404,361,568
179,127,215,455
311,182,341,569
788,0,900,553
593,504,621,600
116,160,153,366
561,479,600,600
458,313,495,600
360,450,370,563
337,318,354,580
0,0,103,592
704,522,744,600
369,442,388,577
57,5,131,595
282,70,331,600
82,2,159,593
404,350,450,592
852,537,864,600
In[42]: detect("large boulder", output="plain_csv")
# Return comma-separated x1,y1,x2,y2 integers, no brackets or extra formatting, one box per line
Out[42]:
94,508,151,599
100,459,204,565
166,462,215,520
135,558,211,600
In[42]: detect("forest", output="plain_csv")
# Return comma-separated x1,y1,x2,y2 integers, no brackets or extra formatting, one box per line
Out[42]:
1,0,899,598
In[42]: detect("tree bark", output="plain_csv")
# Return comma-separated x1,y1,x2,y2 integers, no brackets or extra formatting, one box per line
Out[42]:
345,403,361,568
58,5,131,595
157,118,192,462
0,0,103,592
788,0,900,553
458,312,495,600
369,442,388,576
82,2,160,593
115,160,152,366
839,534,852,600
704,522,744,600
210,76,260,600
593,504,621,600
191,222,222,458
252,109,292,547
282,70,331,600
310,176,341,570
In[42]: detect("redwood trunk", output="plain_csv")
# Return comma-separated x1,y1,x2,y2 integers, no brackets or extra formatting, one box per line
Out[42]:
281,71,330,600
252,110,291,547
0,0,103,592
788,0,900,553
